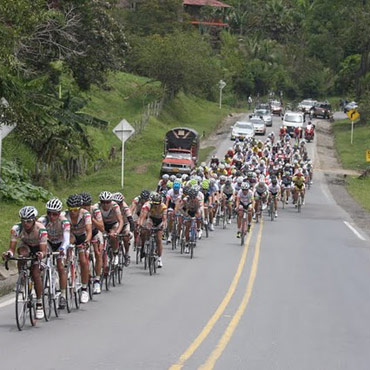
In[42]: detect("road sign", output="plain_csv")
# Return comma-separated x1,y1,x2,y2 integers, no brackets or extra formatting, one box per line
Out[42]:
346,109,360,121
112,119,135,189
218,80,226,109
366,150,370,162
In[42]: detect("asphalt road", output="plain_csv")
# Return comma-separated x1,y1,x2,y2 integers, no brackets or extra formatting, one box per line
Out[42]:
0,113,369,370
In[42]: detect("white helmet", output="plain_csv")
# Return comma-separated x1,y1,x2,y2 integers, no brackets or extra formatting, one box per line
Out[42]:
99,191,112,201
112,192,124,203
46,198,62,212
19,206,38,219
162,174,169,180
241,182,250,190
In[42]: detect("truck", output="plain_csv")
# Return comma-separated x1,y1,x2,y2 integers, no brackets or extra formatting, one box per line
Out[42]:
160,127,199,176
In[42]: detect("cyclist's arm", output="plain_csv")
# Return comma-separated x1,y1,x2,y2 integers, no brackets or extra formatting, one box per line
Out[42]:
93,211,105,233
115,211,124,235
138,208,148,227
85,222,92,244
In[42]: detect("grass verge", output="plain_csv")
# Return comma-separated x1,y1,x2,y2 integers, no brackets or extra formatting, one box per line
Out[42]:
332,118,370,212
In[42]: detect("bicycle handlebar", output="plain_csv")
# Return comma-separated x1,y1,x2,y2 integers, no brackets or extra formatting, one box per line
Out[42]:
4,256,37,271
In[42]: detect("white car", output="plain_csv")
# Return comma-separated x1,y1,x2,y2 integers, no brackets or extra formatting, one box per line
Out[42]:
298,99,317,113
282,111,305,137
254,108,272,126
230,121,255,140
250,116,266,135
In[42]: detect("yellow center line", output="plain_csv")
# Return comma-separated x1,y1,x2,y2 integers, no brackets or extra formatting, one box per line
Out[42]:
199,218,264,370
169,224,255,370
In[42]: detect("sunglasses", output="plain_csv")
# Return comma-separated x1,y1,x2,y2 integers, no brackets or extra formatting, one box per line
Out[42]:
47,211,60,216
101,201,111,204
21,219,34,223
68,207,80,212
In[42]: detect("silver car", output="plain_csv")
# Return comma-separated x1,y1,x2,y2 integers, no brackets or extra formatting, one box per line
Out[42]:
254,108,272,127
298,99,317,113
230,121,255,141
250,116,266,135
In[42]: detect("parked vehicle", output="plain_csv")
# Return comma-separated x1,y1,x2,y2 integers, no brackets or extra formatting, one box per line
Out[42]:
160,127,199,176
282,111,305,137
311,102,332,119
343,101,358,113
298,99,317,113
254,108,272,126
230,121,255,141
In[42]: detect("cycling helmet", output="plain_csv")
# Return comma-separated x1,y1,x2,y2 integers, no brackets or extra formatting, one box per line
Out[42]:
162,174,169,180
193,184,201,193
46,198,62,212
99,191,112,202
19,206,38,220
201,161,207,167
241,182,250,190
67,194,83,208
296,172,303,177
220,175,227,182
209,178,216,185
271,178,278,185
112,192,124,203
167,181,173,189
150,192,161,205
181,174,188,181
140,190,150,201
80,192,92,206
170,175,176,182
201,179,210,190
188,188,198,198
219,164,225,170
225,178,232,185
188,179,197,187
176,173,182,179
173,181,181,191
236,176,243,184
183,185,191,196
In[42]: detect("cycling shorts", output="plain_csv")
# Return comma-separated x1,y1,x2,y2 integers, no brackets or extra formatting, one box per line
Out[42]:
104,222,118,233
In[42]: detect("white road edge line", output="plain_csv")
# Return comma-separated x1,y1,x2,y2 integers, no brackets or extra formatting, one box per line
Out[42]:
344,221,366,241
0,297,15,309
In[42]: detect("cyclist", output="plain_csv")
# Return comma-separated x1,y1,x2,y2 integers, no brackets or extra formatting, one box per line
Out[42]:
292,171,306,206
130,190,150,252
112,192,135,266
138,192,167,268
64,194,92,304
96,191,124,264
222,178,235,224
281,170,293,205
80,192,105,294
38,199,70,308
165,180,183,243
175,188,202,253
268,176,281,218
254,179,268,218
3,206,47,319
157,174,170,193
235,183,254,238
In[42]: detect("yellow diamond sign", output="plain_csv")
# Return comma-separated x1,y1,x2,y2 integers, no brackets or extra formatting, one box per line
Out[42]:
366,150,370,162
347,109,360,121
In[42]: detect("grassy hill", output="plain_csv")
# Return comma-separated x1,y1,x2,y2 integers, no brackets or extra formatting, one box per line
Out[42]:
0,72,232,253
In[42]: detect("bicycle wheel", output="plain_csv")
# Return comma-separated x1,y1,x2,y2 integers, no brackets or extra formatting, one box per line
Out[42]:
29,287,37,327
270,201,274,221
73,264,81,309
149,239,155,276
88,254,95,300
222,210,227,229
42,270,52,321
105,248,113,290
52,268,60,317
66,265,73,313
15,271,28,331
204,222,209,238
117,246,124,284
297,195,301,213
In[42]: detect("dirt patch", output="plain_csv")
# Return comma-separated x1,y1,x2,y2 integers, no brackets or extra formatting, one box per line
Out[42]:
135,164,148,174
316,118,370,235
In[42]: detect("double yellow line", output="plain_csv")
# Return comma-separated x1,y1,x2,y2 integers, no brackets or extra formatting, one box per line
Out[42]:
170,219,264,370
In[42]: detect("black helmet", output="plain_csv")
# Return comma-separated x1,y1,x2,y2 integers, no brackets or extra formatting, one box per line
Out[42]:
140,190,150,201
183,185,191,196
80,192,92,206
150,192,161,205
189,188,198,198
67,194,82,208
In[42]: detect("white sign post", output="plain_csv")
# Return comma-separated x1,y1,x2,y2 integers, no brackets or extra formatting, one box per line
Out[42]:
0,98,16,181
219,80,226,109
113,119,135,189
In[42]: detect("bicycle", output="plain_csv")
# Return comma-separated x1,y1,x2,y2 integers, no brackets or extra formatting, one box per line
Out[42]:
116,234,127,284
144,227,160,276
297,190,304,213
5,256,39,331
66,245,82,311
254,199,261,223
267,193,278,221
87,244,96,300
42,251,62,320
240,207,251,246
171,214,180,250
185,216,197,259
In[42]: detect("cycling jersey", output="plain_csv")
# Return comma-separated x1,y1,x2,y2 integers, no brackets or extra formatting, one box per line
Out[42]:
221,184,234,197
255,184,268,194
11,222,48,248
63,209,92,237
118,201,132,224
96,201,121,227
38,214,70,250
89,204,103,235
166,188,183,208
268,184,281,195
293,176,305,187
237,189,254,206
142,202,167,225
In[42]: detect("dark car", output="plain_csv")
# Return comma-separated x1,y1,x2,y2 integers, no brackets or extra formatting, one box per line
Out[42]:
311,102,332,119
